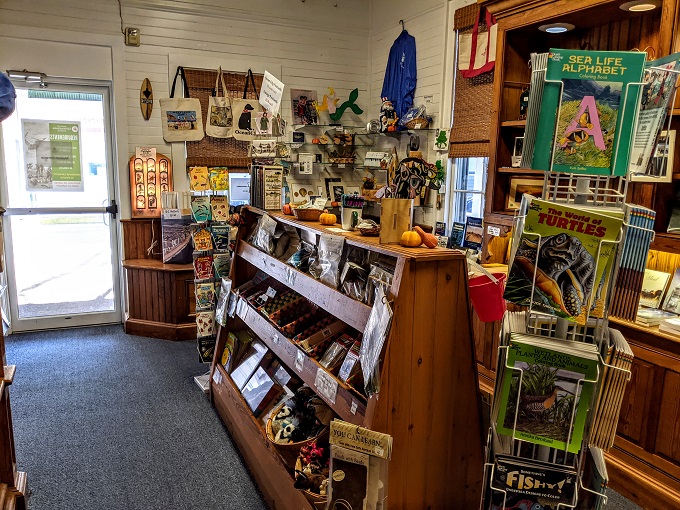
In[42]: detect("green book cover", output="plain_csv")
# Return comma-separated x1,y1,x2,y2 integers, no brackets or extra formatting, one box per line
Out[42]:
532,49,645,176
504,198,623,324
496,338,599,453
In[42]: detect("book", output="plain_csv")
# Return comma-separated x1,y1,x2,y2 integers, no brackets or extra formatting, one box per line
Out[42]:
489,455,577,509
663,269,680,314
639,269,671,308
462,216,483,250
447,222,466,249
230,340,268,390
504,197,623,324
241,367,283,418
533,49,646,176
577,447,608,510
495,333,599,453
660,317,680,336
161,206,193,265
329,446,369,510
636,307,678,326
520,52,549,168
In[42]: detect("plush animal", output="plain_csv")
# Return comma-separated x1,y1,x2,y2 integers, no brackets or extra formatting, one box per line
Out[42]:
238,103,255,130
275,421,297,444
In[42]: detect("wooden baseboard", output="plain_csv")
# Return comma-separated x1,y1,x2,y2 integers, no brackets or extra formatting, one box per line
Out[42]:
124,318,196,341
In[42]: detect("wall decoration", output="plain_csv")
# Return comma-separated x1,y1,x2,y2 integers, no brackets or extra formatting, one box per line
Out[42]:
290,182,313,203
298,153,315,174
249,139,277,158
331,184,345,202
317,87,340,116
140,78,153,121
291,89,318,125
329,88,364,122
505,177,544,211
130,152,172,218
379,98,398,133
255,110,272,135
434,129,448,150
324,177,341,200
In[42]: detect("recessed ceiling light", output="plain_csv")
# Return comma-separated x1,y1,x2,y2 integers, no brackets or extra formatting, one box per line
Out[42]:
538,23,575,33
620,0,661,11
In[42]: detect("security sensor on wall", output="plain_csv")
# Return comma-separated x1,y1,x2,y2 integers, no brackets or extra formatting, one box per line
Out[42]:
125,27,140,47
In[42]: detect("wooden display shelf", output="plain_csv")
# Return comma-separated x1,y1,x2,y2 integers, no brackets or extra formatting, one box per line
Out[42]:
210,363,313,510
500,120,526,127
210,206,485,509
237,242,371,332
122,259,193,272
235,298,369,425
651,233,680,254
497,166,545,174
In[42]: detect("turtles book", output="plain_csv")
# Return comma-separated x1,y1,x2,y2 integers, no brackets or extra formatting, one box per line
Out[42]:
504,197,623,324
488,455,577,509
494,334,599,454
532,49,645,176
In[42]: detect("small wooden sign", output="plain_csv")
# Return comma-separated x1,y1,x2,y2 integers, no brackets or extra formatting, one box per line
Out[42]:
140,78,153,120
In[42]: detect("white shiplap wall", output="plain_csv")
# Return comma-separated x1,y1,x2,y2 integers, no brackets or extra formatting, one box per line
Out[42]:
0,0,372,211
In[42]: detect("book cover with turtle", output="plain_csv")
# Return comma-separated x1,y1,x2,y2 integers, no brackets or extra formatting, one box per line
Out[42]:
504,197,623,324
533,49,645,176
495,334,599,454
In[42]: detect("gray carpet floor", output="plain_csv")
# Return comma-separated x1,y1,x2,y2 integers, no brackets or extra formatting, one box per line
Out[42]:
4,325,644,509
5,325,266,510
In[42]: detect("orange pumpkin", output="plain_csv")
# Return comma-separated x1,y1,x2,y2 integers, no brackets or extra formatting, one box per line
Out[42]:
400,230,422,247
282,204,293,215
319,209,337,225
415,226,438,249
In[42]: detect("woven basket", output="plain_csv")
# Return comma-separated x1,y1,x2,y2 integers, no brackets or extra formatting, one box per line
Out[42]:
293,208,323,221
328,157,356,164
265,403,329,469
403,117,430,130
358,226,380,237
294,458,328,509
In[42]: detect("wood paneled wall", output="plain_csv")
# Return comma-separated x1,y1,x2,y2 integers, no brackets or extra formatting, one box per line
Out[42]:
121,219,162,260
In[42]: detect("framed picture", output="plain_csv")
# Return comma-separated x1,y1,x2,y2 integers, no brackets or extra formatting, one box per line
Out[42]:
511,136,524,168
290,182,313,204
324,177,341,200
331,184,345,202
506,177,544,211
290,89,318,125
631,130,675,183
345,186,361,196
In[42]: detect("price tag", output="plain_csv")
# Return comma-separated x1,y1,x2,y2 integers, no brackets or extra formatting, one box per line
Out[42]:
487,225,501,237
272,333,279,345
265,287,277,299
295,350,305,373
236,297,248,319
375,446,384,457
315,368,338,405
338,164,346,169
350,400,358,415
212,369,222,385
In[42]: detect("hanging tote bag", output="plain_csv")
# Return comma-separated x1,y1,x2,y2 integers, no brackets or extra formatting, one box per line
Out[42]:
160,66,204,142
232,69,263,141
206,67,233,139
458,8,497,78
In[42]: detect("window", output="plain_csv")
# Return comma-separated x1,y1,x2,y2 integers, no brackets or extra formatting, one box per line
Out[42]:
447,157,487,224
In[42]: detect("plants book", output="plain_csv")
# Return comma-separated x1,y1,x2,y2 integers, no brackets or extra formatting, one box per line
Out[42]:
532,49,646,176
495,334,599,454
504,197,623,324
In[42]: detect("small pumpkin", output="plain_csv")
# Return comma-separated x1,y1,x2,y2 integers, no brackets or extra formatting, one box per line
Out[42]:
415,226,438,249
400,230,422,247
319,209,337,225
282,203,293,215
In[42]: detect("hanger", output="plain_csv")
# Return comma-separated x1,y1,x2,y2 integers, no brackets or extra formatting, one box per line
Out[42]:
399,20,405,32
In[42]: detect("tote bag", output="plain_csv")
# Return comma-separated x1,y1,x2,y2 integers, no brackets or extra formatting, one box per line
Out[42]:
206,67,233,138
232,69,263,141
160,66,204,142
458,8,497,78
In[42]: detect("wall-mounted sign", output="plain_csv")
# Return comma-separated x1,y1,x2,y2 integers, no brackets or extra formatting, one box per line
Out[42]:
129,151,172,218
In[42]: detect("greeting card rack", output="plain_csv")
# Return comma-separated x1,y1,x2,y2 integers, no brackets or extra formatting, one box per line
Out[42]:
208,206,485,510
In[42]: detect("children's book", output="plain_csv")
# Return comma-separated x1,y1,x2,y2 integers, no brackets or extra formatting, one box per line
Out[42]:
495,333,599,453
640,269,671,308
189,166,209,191
209,167,229,191
211,196,230,222
462,217,483,250
533,49,646,176
504,197,622,324
447,222,466,249
663,269,680,314
195,282,215,311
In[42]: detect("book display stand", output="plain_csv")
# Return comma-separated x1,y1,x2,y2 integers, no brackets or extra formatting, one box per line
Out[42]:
480,60,668,510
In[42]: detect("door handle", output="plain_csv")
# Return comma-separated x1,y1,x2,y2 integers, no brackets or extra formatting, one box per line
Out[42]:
105,200,118,218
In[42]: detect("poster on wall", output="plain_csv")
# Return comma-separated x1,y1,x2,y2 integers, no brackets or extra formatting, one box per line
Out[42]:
22,119,83,191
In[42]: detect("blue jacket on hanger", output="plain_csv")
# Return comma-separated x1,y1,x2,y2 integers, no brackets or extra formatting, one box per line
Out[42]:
381,30,417,119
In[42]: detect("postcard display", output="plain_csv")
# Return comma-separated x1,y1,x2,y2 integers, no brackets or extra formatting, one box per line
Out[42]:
481,49,670,510
188,166,234,362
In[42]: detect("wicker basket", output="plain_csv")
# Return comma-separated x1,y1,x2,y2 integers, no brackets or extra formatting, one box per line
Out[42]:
294,458,328,509
358,226,381,237
265,403,329,469
328,157,356,164
293,208,323,221
403,117,430,130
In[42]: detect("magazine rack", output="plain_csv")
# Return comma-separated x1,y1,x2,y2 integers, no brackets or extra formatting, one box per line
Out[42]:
480,62,661,510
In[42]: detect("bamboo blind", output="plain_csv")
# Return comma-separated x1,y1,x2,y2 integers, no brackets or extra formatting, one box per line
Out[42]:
182,68,264,170
449,3,495,159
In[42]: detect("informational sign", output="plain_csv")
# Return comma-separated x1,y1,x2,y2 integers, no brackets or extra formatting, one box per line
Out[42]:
263,166,283,210
136,146,156,160
259,71,284,113
22,120,83,191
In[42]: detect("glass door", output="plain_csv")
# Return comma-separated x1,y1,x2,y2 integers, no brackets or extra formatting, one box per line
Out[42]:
0,82,121,331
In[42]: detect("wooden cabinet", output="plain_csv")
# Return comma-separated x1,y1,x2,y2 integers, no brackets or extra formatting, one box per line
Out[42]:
209,207,484,510
121,220,196,341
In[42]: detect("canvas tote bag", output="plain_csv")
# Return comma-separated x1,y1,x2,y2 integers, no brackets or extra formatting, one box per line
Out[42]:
458,8,497,78
232,69,263,141
160,66,204,142
206,67,233,138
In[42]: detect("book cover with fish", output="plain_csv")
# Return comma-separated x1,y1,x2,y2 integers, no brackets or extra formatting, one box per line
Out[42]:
533,49,645,176
504,197,623,324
